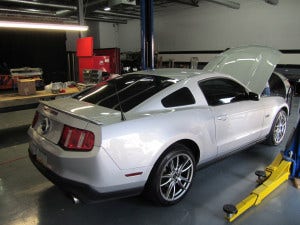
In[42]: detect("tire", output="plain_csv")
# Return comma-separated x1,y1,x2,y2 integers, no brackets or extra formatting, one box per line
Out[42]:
286,87,293,115
144,144,195,205
266,110,287,146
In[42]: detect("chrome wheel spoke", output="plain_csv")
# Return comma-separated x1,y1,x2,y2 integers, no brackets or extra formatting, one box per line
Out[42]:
181,162,192,173
177,180,187,190
166,181,176,200
162,173,172,179
175,155,179,170
170,159,175,171
179,158,190,172
179,176,190,183
160,178,172,187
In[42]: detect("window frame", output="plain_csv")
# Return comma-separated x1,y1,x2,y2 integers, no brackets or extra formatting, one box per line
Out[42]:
198,77,250,106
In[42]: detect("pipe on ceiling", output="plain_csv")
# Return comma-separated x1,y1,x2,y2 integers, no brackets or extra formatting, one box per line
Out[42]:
0,0,77,10
0,8,128,24
93,10,140,19
0,7,56,16
86,0,108,8
84,17,127,24
265,0,279,5
205,0,240,9
173,0,199,7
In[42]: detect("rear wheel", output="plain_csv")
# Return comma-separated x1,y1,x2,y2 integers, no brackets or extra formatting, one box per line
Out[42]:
266,110,287,145
144,144,195,205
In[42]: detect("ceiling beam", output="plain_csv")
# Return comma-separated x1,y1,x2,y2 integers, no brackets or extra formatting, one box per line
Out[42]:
0,7,57,17
205,0,240,9
173,0,199,7
0,0,76,10
265,0,279,5
84,16,127,24
85,0,108,13
93,10,140,19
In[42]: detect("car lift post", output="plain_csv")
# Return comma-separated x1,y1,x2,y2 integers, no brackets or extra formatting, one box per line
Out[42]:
140,0,154,70
223,117,300,222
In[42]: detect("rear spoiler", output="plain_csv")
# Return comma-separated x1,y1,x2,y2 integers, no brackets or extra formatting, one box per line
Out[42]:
40,101,103,126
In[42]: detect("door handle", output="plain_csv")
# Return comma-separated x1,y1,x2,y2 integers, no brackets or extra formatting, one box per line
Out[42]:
217,114,228,121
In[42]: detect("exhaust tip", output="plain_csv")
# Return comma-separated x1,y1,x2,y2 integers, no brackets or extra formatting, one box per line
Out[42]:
72,196,80,204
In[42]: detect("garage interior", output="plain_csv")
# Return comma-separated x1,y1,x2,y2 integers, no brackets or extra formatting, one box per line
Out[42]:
1,0,300,225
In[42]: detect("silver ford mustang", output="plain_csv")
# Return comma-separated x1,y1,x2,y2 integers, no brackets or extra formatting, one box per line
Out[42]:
28,46,289,205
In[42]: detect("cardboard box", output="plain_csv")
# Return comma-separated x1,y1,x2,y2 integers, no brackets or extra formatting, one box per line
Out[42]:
18,79,36,96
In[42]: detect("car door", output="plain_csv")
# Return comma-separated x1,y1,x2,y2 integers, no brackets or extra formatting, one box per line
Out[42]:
199,78,265,155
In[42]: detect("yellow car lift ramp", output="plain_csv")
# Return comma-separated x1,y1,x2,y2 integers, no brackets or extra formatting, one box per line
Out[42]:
223,117,300,222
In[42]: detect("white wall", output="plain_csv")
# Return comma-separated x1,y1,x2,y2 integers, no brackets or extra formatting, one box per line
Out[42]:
87,21,100,48
118,19,140,52
155,0,300,51
66,21,119,51
67,0,300,64
98,22,119,49
118,0,300,55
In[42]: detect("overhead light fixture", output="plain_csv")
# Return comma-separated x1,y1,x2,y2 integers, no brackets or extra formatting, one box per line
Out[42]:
104,6,111,11
0,20,88,31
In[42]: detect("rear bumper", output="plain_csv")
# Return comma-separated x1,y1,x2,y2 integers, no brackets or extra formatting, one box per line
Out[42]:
29,149,143,203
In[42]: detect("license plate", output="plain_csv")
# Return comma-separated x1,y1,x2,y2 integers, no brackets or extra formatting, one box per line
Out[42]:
36,149,47,166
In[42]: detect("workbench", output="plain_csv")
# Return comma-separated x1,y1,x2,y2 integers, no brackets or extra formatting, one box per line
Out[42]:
0,87,79,112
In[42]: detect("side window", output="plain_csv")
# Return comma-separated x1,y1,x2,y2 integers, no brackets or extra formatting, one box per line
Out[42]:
162,87,195,108
199,78,248,106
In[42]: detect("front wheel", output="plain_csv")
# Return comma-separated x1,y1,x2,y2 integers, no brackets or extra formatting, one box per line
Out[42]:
266,110,287,146
144,144,195,205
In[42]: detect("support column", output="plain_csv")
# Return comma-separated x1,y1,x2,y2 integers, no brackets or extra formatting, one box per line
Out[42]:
77,0,86,38
140,0,154,70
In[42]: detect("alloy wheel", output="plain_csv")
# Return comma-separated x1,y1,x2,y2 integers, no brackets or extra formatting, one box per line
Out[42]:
273,111,287,144
159,153,194,202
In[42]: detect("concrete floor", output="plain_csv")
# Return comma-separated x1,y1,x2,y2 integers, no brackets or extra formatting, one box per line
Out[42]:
1,99,300,225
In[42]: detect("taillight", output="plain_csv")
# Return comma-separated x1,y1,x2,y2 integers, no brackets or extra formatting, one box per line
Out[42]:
59,125,95,151
32,111,39,127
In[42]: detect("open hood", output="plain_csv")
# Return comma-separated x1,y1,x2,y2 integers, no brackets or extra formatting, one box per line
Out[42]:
204,46,282,94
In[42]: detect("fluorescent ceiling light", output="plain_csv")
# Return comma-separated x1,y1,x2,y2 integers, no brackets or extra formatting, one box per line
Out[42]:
0,20,88,31
104,7,111,11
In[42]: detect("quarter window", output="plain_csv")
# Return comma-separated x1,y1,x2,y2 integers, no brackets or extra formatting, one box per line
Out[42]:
199,78,248,106
162,87,195,107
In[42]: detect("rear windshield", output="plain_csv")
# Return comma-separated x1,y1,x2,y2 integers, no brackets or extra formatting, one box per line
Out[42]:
73,74,177,112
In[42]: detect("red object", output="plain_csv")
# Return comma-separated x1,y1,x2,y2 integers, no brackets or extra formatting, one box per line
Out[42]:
0,75,13,89
59,125,95,151
125,172,143,177
78,56,111,82
94,48,121,75
76,37,121,82
76,37,93,57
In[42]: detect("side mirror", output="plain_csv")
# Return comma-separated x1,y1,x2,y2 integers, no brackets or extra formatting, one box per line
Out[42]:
249,92,260,101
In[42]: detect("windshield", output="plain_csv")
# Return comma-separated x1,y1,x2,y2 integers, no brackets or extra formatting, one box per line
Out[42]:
73,74,177,112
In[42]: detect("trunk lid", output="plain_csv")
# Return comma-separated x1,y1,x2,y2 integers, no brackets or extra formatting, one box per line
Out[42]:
41,98,122,125
33,98,122,145
204,46,282,94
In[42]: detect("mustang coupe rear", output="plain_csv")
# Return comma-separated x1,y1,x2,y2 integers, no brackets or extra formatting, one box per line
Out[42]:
28,46,288,205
